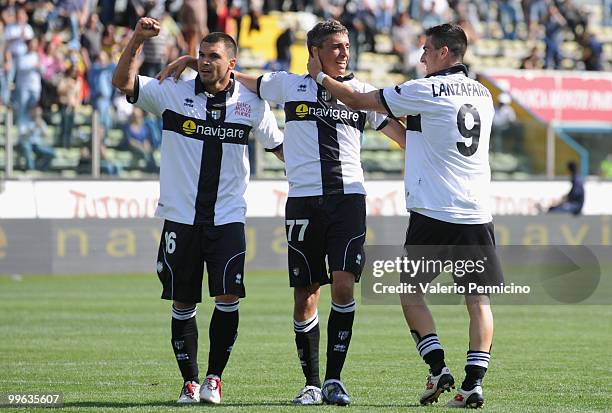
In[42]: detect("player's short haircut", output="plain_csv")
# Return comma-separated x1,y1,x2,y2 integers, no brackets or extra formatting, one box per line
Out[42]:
425,23,468,60
307,20,348,49
567,161,578,174
201,32,238,58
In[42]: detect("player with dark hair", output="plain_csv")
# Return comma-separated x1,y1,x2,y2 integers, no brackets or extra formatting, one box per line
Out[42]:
308,23,503,408
112,18,283,405
158,19,406,406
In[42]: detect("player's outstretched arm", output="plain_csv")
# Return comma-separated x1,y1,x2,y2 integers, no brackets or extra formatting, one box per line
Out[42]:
380,118,406,149
307,47,386,113
156,55,197,82
112,17,160,96
233,72,258,93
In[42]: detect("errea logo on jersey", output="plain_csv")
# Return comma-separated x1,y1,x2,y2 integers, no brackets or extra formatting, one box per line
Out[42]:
183,120,197,135
295,103,360,122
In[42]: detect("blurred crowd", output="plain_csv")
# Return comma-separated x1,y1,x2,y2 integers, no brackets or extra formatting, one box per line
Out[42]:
0,0,609,175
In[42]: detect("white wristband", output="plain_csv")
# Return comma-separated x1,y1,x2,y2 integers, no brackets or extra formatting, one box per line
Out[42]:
315,72,328,85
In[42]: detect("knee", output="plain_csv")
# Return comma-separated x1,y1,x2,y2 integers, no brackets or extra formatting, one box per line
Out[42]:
173,300,196,310
331,272,355,304
294,286,319,317
215,294,240,304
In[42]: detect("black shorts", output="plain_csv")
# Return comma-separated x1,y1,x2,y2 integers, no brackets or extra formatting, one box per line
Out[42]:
156,220,246,303
401,211,504,291
285,194,366,288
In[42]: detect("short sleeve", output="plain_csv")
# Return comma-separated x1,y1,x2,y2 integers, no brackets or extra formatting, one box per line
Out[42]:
252,100,284,149
380,80,431,118
257,71,289,105
361,81,389,131
126,75,167,117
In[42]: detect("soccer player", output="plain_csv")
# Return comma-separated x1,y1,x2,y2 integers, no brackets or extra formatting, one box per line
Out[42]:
158,20,406,405
112,18,283,404
307,23,502,408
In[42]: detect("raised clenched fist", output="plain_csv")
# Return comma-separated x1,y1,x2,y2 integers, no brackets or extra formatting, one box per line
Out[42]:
135,17,160,41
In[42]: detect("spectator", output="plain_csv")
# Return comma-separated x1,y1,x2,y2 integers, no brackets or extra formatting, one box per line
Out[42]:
56,64,83,148
392,12,416,71
81,13,104,66
4,7,34,62
421,0,446,29
121,107,157,172
88,50,116,136
0,19,11,107
76,142,121,176
527,0,547,39
266,25,295,72
543,5,565,69
580,32,603,71
498,0,520,40
520,46,541,69
491,92,517,153
40,39,66,110
159,11,187,54
14,37,42,128
548,161,584,215
56,0,88,50
604,0,611,26
101,24,120,61
180,0,208,56
17,105,55,172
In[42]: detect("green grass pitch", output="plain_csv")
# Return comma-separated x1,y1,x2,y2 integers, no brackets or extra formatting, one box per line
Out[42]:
1,272,611,412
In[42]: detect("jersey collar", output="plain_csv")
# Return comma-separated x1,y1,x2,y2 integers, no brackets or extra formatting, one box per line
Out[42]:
304,73,355,82
425,64,468,78
195,72,236,97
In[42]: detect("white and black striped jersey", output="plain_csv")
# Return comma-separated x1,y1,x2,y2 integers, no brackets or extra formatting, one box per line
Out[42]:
380,64,494,224
257,72,388,197
129,74,283,226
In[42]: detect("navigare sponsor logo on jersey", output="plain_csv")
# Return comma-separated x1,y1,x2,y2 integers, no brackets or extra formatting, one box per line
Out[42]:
181,119,246,140
163,110,251,143
294,103,360,122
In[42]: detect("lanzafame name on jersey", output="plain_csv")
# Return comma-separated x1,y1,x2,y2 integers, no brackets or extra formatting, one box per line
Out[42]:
431,82,490,98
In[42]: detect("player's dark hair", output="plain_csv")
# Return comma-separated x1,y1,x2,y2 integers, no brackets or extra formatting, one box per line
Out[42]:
201,32,238,58
567,161,578,174
306,20,348,50
425,23,468,60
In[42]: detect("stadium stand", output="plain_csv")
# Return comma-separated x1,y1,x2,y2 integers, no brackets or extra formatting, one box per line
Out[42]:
0,0,610,179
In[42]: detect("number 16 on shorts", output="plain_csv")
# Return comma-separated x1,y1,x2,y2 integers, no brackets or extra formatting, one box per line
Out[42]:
286,219,309,242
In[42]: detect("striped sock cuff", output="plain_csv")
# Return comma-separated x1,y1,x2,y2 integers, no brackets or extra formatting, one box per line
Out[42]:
172,304,197,320
416,334,443,358
215,300,239,313
466,350,490,368
294,312,319,333
331,300,356,314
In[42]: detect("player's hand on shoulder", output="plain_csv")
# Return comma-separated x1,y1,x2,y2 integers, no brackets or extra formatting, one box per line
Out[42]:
135,17,160,41
156,55,195,83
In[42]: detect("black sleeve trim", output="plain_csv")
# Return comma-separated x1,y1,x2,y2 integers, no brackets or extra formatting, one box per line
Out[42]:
256,75,263,99
379,89,398,120
126,76,140,104
375,117,390,131
265,143,283,153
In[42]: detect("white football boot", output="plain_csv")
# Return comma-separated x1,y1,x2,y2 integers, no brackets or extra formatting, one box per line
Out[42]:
177,381,200,404
447,385,485,408
420,366,455,405
200,374,222,404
